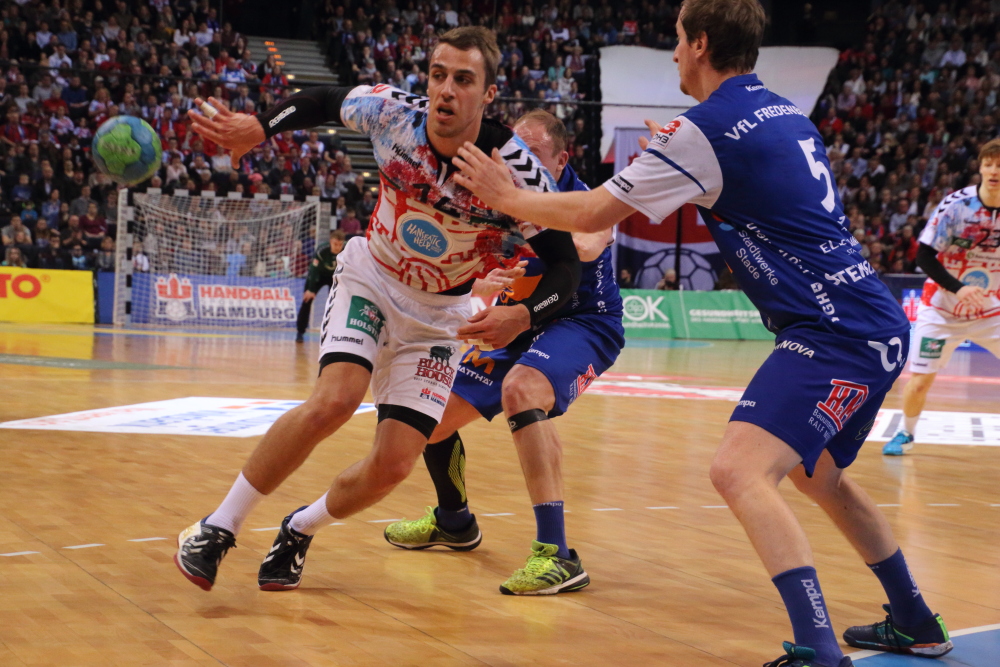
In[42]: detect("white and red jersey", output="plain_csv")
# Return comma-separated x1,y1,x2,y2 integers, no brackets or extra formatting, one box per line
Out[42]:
340,85,555,293
918,185,1000,321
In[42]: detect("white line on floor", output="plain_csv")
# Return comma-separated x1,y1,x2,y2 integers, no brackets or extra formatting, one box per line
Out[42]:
646,506,679,510
63,544,104,550
368,519,402,523
128,537,166,542
329,522,345,526
701,505,729,509
927,503,960,507
1,551,39,557
251,526,281,531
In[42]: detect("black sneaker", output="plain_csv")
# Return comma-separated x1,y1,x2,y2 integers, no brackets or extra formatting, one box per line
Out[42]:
295,333,305,343
843,604,953,657
174,518,237,591
258,507,314,591
763,642,853,667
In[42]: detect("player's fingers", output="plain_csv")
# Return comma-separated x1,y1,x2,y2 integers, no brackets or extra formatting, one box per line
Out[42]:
456,144,483,169
453,172,472,190
491,147,506,167
452,155,472,174
644,119,662,136
638,136,649,150
208,97,234,117
231,152,240,170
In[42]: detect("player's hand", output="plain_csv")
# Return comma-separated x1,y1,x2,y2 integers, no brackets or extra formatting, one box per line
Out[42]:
471,261,528,300
453,143,517,211
955,284,987,315
302,290,315,303
189,97,264,169
637,119,663,150
458,304,530,349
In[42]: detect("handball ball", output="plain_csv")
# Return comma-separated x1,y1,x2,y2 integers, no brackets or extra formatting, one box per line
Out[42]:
92,116,163,185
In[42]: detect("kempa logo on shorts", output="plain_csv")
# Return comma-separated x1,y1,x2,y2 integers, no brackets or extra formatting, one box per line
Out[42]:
919,337,946,359
346,296,384,341
268,106,296,128
801,579,830,628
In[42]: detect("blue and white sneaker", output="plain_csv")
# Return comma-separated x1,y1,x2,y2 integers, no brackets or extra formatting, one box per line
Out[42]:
882,430,914,456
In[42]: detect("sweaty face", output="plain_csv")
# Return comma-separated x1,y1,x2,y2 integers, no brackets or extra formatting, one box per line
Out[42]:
514,120,563,180
427,43,496,140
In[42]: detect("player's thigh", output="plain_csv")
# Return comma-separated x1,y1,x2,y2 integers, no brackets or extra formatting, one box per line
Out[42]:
712,420,806,491
448,340,524,423
966,317,1000,359
731,327,906,476
429,393,484,442
908,317,965,375
509,317,623,418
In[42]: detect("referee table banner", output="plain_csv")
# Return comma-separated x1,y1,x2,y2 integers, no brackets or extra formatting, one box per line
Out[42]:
0,267,94,324
620,289,773,340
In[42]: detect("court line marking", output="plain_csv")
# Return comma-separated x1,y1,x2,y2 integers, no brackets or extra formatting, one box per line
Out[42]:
367,519,402,523
701,505,729,509
927,503,961,507
647,506,679,510
63,544,104,549
251,526,281,532
849,623,1000,659
329,522,345,526
1,551,39,557
127,537,166,542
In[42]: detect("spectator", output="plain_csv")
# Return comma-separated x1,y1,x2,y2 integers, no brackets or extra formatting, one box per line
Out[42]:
2,246,27,268
133,241,150,273
338,208,362,236
95,236,116,272
80,201,107,249
68,242,91,270
617,268,634,289
656,269,679,291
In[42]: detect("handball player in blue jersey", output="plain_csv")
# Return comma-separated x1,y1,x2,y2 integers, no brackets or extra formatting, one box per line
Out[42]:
384,109,625,595
452,1,952,664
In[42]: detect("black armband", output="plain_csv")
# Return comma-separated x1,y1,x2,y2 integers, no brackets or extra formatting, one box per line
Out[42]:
256,86,353,139
520,229,581,327
915,242,964,293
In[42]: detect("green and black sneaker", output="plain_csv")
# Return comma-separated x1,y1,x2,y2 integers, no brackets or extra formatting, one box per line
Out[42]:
843,604,953,656
499,540,590,595
384,506,482,551
763,642,853,667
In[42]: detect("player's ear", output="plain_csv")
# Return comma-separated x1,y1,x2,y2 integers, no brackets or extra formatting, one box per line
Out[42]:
558,150,568,172
483,83,497,105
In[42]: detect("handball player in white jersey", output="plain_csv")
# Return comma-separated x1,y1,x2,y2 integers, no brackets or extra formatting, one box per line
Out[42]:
172,27,584,593
883,139,1000,455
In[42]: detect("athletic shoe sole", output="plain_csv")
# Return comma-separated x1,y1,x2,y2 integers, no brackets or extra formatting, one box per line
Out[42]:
499,571,591,596
384,529,482,551
258,581,301,592
173,550,212,591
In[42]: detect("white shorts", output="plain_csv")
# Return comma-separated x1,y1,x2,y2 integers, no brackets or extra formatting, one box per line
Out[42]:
909,311,1000,374
318,237,471,425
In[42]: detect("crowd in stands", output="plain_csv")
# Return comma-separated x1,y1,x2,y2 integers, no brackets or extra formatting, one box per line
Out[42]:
2,0,997,282
812,0,1000,275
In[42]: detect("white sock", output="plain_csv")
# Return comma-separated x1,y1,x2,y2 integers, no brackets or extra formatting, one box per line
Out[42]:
289,492,334,535
206,472,265,535
903,414,919,436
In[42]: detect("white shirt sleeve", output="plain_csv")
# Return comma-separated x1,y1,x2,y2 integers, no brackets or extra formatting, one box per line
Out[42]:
602,116,723,222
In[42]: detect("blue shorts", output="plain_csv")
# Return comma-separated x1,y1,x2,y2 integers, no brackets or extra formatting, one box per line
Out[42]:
453,314,625,421
731,326,909,476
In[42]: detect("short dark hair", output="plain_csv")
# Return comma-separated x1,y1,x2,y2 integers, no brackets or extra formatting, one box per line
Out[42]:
433,26,501,89
680,0,765,73
514,109,569,155
979,137,1000,163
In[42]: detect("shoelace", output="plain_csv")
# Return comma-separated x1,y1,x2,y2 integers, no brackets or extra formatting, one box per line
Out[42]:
517,552,558,578
396,507,437,537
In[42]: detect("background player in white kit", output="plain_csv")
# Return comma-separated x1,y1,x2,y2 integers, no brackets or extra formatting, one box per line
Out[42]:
883,139,1000,455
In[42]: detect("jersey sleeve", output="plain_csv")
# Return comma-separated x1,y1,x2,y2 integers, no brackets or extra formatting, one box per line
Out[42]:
497,134,560,241
340,84,429,136
602,116,723,222
917,198,959,252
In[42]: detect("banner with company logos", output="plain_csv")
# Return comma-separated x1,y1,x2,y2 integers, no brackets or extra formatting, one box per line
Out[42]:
130,273,304,327
620,289,773,340
0,267,94,324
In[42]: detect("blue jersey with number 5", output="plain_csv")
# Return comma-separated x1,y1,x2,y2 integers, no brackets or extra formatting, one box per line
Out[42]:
604,73,908,338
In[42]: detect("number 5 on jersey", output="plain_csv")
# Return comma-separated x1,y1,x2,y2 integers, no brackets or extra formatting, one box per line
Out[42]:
798,138,836,213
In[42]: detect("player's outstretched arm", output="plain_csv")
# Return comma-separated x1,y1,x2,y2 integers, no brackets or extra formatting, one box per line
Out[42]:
191,87,353,168
453,142,636,234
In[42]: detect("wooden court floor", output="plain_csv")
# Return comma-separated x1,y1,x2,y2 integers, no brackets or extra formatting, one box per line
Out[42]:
1,324,998,666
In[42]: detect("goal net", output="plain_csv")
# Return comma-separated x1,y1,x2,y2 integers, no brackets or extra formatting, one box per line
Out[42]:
114,191,326,329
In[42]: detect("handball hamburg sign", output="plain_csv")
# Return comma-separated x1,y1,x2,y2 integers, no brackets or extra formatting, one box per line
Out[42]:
132,273,304,326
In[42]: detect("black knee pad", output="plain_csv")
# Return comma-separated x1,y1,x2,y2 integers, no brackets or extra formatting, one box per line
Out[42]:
507,408,548,433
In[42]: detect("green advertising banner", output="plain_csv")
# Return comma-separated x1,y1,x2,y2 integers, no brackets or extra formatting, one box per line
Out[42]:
619,290,774,341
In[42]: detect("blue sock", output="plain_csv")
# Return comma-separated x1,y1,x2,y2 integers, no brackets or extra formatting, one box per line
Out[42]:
434,506,473,532
772,566,843,666
868,549,934,628
532,501,569,558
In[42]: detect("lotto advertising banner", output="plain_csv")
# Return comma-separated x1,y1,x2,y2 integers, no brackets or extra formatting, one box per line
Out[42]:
131,273,305,327
620,289,773,340
0,267,94,324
